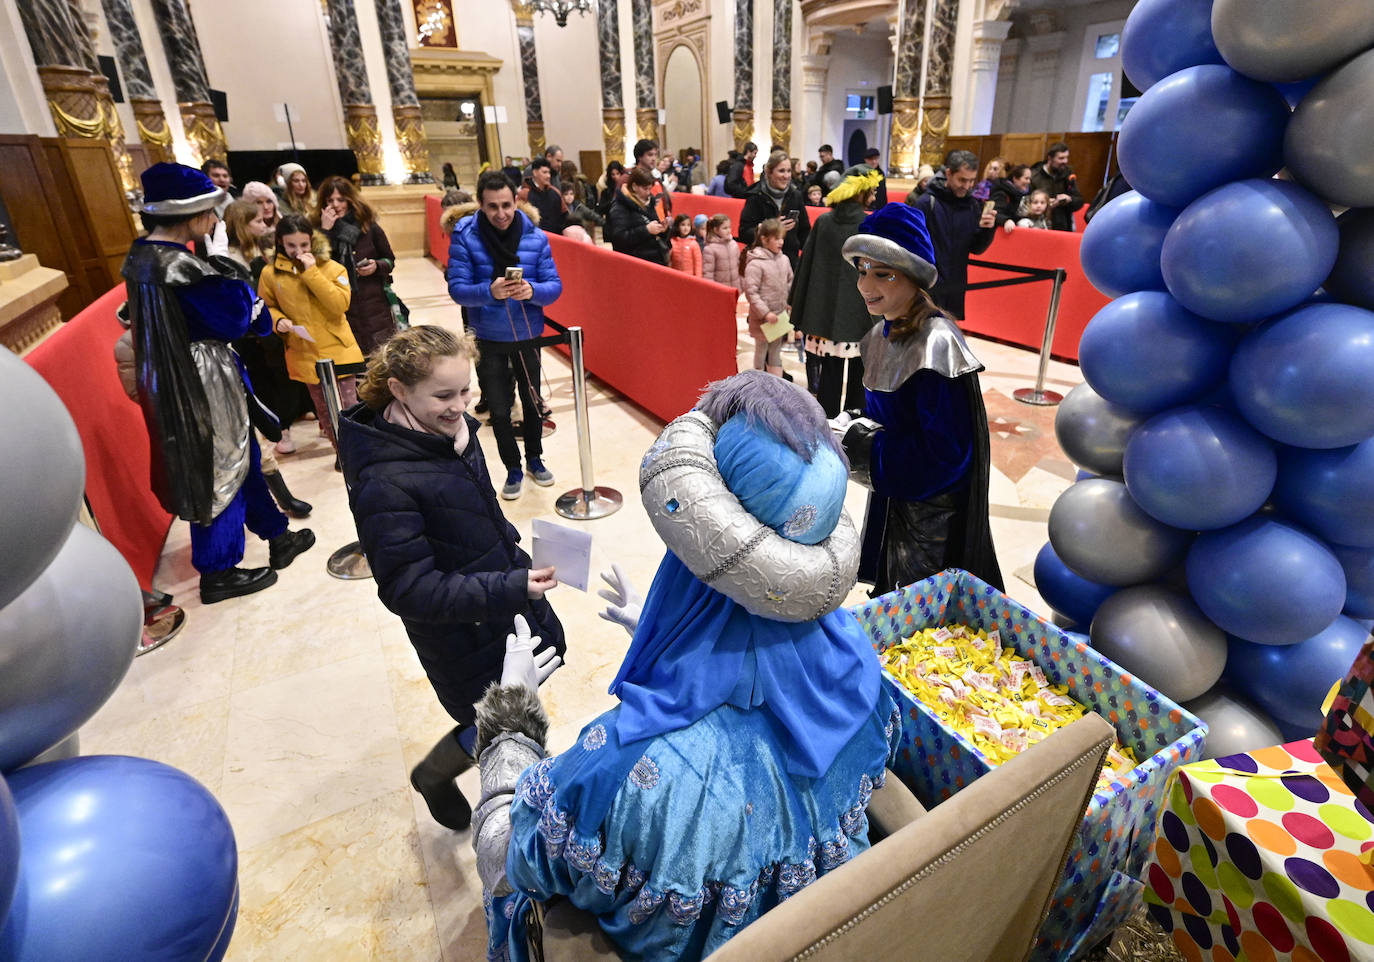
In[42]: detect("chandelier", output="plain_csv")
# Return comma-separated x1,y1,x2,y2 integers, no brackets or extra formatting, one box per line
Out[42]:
529,0,592,27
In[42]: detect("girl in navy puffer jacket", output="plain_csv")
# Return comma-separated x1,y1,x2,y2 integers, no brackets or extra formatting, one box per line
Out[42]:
339,325,565,832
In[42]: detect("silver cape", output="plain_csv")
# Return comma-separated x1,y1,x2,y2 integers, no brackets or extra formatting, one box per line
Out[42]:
190,341,251,519
639,411,860,623
860,314,984,392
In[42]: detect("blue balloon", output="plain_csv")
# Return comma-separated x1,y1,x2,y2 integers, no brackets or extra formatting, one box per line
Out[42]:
1080,191,1180,298
1333,543,1374,620
0,774,15,936
1124,405,1277,530
1079,291,1238,414
1118,64,1290,208
1227,615,1370,737
1230,302,1374,448
1275,77,1320,108
1033,542,1120,627
1187,516,1347,645
0,756,237,961
1161,179,1338,324
1275,440,1374,548
203,886,238,962
1121,0,1225,91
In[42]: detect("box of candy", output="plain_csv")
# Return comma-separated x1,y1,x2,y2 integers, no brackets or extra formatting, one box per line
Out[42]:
850,569,1208,962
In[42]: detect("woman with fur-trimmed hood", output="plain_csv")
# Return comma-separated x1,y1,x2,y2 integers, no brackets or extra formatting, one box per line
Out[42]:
257,211,362,454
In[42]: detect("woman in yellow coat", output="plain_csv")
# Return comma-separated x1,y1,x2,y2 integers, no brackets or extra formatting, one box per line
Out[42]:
258,212,363,453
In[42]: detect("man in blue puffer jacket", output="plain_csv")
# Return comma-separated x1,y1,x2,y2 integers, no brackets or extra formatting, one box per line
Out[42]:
447,169,564,499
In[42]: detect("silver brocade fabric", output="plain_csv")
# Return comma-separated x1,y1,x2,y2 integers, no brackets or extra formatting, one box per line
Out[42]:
472,731,546,898
639,411,860,623
859,314,984,392
190,341,251,520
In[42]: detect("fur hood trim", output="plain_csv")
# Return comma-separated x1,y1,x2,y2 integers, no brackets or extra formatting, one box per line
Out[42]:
441,200,542,234
475,682,549,759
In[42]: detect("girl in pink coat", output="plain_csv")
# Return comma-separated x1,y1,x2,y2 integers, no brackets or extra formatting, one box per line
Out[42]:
702,214,740,289
740,218,793,377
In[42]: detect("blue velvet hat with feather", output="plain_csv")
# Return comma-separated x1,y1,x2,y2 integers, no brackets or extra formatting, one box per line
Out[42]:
610,372,880,779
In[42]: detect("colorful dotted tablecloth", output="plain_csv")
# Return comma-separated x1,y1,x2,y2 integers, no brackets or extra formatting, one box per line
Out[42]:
1144,740,1374,962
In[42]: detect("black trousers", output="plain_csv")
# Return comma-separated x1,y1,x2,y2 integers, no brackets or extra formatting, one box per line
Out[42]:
805,352,866,418
475,339,543,471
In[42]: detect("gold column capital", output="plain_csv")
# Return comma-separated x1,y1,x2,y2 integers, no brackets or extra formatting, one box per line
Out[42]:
731,108,754,154
769,109,791,157
887,95,920,177
130,97,175,166
393,104,435,184
344,104,386,184
919,93,951,170
635,107,660,146
601,107,626,166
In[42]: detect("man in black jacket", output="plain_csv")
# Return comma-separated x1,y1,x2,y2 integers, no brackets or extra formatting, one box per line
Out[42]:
908,149,996,319
1029,141,1085,231
725,141,758,198
520,157,566,235
811,144,844,187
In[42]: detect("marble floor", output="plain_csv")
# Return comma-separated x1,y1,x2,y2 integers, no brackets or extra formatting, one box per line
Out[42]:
80,255,1086,961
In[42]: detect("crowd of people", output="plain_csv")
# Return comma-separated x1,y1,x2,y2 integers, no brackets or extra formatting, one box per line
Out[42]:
116,135,1087,961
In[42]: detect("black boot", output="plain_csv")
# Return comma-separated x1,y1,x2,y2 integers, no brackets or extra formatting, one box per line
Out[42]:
410,728,475,831
264,470,312,518
269,528,316,570
200,566,277,605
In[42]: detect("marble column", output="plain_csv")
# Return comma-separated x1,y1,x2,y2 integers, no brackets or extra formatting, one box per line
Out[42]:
798,32,830,167
966,18,1012,136
70,0,139,194
919,0,960,169
324,0,385,184
631,0,658,144
148,0,227,164
596,0,626,163
100,0,175,166
375,0,435,183
732,0,753,152
888,0,928,176
769,0,791,154
514,6,545,156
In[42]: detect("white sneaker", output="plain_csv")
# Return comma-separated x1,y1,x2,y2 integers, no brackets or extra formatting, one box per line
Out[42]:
276,429,296,455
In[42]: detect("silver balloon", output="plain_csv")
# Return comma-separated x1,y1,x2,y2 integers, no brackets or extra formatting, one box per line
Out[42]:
1089,585,1227,702
1054,383,1148,478
1285,49,1374,209
1212,0,1374,83
1183,686,1284,759
1327,209,1374,312
0,524,140,772
19,731,80,767
0,349,85,610
1048,479,1193,587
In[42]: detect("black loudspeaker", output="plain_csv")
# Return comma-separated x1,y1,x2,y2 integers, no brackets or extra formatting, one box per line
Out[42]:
98,55,124,103
716,101,731,125
877,85,893,114
210,88,229,123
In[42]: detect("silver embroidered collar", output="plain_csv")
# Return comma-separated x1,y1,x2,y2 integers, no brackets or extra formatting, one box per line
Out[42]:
860,314,984,391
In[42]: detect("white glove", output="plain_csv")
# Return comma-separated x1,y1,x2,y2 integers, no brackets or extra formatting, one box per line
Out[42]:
828,411,853,444
204,219,229,258
500,614,562,692
597,563,643,638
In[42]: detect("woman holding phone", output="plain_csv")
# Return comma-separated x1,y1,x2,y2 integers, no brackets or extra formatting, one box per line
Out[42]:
314,176,400,357
739,150,811,270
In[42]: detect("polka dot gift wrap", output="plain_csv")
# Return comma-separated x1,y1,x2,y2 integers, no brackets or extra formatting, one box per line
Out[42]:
1144,740,1374,962
850,569,1207,962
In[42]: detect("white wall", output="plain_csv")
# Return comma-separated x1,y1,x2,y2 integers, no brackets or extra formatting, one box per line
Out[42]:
532,10,603,160
452,0,528,162
994,0,1134,134
188,0,345,152
819,28,893,159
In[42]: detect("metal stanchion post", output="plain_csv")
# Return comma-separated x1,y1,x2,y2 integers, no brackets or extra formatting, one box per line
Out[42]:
315,358,373,579
555,327,622,520
1013,268,1067,407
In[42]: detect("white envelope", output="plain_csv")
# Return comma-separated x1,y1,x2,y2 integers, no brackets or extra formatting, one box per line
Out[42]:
531,518,592,593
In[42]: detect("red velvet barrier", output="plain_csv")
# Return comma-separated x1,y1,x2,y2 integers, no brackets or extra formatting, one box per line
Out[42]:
426,194,450,267
26,285,173,590
542,232,738,422
962,226,1109,363
670,192,746,227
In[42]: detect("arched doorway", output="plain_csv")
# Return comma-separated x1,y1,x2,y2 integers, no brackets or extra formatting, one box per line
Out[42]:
663,45,704,160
